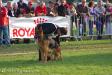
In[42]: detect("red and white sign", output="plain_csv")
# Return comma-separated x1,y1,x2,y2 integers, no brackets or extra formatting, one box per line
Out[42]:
9,16,71,38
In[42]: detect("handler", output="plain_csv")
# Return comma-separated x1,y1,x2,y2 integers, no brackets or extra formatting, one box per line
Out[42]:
0,0,10,47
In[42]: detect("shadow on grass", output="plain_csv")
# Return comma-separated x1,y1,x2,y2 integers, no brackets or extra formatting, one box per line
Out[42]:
0,53,112,68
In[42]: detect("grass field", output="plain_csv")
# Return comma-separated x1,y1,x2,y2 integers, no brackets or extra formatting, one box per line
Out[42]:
0,40,112,75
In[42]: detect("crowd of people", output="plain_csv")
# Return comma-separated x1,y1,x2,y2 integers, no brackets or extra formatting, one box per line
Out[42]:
0,0,112,46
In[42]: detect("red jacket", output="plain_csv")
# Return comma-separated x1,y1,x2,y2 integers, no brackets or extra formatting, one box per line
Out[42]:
0,6,9,26
34,5,47,16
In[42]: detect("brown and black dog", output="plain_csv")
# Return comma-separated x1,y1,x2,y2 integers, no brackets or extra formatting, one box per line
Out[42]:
34,23,67,62
35,24,49,63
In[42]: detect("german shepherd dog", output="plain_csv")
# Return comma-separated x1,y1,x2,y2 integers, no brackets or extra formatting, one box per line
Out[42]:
34,23,67,62
35,25,49,63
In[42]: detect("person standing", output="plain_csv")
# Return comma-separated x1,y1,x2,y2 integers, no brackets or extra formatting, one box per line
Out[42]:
88,1,96,39
94,0,106,39
76,0,89,36
0,0,10,46
105,0,112,36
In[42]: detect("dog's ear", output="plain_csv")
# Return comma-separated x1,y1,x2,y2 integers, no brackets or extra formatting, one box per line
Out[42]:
59,27,67,35
54,27,67,36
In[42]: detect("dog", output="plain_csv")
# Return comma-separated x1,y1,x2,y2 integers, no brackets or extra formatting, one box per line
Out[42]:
34,23,67,62
35,24,50,63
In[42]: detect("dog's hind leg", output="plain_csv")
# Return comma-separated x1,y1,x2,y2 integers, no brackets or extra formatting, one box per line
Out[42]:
59,51,62,60
55,47,62,60
43,40,50,63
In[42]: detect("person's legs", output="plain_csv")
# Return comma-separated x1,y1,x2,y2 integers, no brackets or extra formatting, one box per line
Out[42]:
106,22,110,35
96,19,102,34
79,18,83,36
95,19,102,40
100,20,104,35
0,26,3,45
3,26,10,45
89,20,94,39
81,17,86,36
83,21,86,36
89,20,93,35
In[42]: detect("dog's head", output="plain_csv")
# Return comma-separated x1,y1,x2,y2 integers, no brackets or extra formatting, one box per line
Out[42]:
54,27,67,36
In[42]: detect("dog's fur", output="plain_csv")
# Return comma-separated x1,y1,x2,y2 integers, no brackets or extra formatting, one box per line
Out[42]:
48,37,62,61
35,23,67,63
35,25,50,63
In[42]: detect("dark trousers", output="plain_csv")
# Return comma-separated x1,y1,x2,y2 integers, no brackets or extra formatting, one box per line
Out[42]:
89,20,93,35
96,17,105,39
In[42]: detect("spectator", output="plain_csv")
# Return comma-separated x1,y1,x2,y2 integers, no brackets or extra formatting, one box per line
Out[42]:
69,3,77,16
57,0,69,16
23,1,34,43
0,0,10,46
12,3,21,17
105,0,112,35
6,1,14,17
47,1,58,16
76,0,89,36
19,7,27,16
34,1,47,16
17,0,27,9
54,3,59,16
26,1,35,17
17,0,27,16
68,3,77,36
94,0,106,39
88,1,96,38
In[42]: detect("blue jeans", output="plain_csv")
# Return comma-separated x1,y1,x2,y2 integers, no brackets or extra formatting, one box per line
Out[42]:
0,25,10,45
89,20,93,35
96,17,104,35
96,20,102,35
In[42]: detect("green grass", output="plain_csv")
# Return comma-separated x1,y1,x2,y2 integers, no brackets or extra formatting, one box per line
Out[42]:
0,40,112,75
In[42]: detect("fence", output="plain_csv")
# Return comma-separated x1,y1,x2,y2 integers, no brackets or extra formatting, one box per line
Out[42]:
71,14,112,40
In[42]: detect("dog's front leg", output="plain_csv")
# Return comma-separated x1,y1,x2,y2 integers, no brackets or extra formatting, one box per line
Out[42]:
38,48,42,61
40,49,44,62
44,50,48,63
